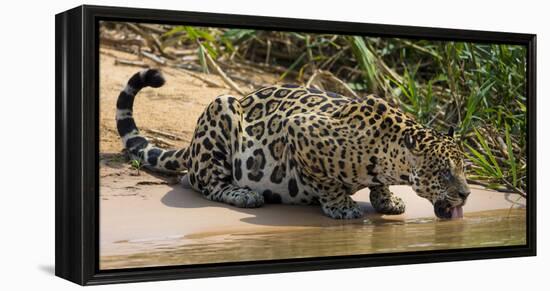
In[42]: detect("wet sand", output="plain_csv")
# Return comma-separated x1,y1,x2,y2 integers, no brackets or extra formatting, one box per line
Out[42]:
100,163,525,258
100,208,526,270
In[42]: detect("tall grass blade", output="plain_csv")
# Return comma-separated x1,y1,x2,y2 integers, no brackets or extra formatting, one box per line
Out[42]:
346,36,379,92
505,122,518,187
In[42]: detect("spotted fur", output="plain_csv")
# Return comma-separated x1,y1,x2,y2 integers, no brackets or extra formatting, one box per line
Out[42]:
116,69,471,219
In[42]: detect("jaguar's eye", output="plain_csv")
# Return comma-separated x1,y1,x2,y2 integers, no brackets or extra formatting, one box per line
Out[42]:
440,169,452,179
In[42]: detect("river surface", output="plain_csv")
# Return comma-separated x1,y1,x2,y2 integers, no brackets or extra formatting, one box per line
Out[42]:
100,208,526,270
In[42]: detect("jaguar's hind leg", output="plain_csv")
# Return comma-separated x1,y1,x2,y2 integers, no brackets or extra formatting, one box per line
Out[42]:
186,95,264,208
369,185,405,214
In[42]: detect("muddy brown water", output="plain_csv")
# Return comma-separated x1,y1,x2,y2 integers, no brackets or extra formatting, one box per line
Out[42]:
100,208,525,270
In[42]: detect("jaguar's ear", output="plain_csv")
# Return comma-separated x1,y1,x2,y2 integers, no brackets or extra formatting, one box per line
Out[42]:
447,127,455,137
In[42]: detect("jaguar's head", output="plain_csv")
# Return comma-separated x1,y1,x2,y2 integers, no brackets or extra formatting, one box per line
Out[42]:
404,127,470,219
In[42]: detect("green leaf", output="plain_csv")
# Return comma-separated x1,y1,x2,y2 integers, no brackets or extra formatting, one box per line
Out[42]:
197,43,209,74
346,36,379,92
464,143,494,176
474,128,503,178
460,80,494,133
201,42,218,59
222,29,256,42
162,26,186,38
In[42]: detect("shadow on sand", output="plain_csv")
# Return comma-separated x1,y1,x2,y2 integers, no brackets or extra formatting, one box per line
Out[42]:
160,184,381,228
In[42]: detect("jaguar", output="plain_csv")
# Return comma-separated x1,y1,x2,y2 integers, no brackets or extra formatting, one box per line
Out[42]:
115,69,471,219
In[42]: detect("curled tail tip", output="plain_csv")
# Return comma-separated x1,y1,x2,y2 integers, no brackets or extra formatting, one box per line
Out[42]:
116,69,165,148
140,68,165,88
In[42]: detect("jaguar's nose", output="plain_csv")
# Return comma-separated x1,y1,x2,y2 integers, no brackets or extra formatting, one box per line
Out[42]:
458,191,470,200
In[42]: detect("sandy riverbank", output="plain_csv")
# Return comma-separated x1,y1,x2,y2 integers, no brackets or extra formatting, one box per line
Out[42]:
100,159,525,257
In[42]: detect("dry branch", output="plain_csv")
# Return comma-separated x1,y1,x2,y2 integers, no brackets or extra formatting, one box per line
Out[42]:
100,36,144,47
203,45,246,95
140,50,166,65
466,179,516,194
126,23,160,52
126,23,174,60
226,74,265,90
149,136,175,147
114,58,149,68
176,68,227,88
170,48,198,56
307,70,360,99
218,61,269,75
144,128,184,141
136,23,167,34
237,59,290,75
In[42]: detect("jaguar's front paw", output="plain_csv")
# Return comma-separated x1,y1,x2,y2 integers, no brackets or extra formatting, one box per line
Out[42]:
322,197,365,219
372,196,406,215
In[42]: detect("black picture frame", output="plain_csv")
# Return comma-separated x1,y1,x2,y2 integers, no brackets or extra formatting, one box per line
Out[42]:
55,4,537,286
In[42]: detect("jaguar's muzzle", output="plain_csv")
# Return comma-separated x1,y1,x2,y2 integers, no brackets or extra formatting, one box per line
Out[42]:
434,199,464,219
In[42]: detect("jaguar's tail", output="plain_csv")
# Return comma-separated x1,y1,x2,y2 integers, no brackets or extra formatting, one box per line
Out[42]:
116,69,188,172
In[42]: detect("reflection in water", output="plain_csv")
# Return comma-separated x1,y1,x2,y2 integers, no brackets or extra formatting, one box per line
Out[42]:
101,208,526,270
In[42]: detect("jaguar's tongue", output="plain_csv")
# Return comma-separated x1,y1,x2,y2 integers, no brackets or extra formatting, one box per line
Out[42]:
450,206,464,219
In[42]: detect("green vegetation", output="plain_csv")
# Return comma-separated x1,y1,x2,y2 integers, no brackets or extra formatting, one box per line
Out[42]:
130,159,143,176
101,23,527,195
